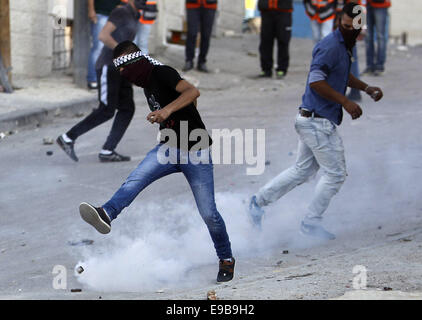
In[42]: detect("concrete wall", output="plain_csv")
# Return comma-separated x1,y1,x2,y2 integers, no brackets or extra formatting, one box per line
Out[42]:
390,0,422,45
9,0,53,81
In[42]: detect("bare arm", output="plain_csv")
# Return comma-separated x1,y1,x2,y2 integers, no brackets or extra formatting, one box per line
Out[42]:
310,80,363,120
348,73,368,91
98,21,118,50
88,0,97,23
147,80,200,124
348,73,384,101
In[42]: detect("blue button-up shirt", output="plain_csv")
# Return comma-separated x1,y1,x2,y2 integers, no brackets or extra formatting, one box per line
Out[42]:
300,29,352,125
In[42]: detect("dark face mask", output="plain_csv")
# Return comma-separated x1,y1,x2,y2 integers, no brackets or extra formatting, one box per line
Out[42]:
120,57,154,88
339,23,362,50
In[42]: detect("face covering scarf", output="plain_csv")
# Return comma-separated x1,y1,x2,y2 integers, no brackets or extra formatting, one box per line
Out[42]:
339,23,362,51
113,51,163,88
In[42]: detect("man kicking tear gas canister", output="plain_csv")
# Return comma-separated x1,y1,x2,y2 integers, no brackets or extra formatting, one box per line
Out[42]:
248,2,384,240
78,41,235,283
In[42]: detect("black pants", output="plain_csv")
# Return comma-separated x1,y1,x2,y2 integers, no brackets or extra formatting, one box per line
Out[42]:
67,65,135,151
259,11,292,73
185,7,216,64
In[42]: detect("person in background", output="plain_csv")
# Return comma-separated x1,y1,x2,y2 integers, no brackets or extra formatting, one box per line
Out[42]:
183,0,218,73
248,3,384,240
336,0,366,101
362,0,391,76
303,0,338,44
87,0,121,90
257,0,293,79
122,0,158,55
57,0,145,163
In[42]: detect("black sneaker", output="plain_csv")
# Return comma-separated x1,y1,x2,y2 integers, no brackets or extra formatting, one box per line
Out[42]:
56,135,78,162
361,68,375,76
183,61,194,72
197,62,209,73
98,151,131,162
256,70,272,78
79,202,111,234
217,257,235,283
276,70,286,79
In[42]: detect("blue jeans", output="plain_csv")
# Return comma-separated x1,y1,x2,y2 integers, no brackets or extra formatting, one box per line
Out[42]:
87,14,108,83
103,144,233,260
310,19,333,44
365,6,388,71
134,23,153,55
256,113,347,226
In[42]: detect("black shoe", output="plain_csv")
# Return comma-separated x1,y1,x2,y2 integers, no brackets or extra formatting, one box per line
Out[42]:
197,62,209,73
257,70,272,78
98,151,131,162
183,61,194,72
217,257,235,283
56,135,78,162
361,68,375,76
79,202,111,234
276,70,286,79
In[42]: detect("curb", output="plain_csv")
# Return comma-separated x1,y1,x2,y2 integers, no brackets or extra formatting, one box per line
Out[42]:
0,97,97,133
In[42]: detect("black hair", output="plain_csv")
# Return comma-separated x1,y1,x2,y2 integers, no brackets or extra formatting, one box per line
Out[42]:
342,2,363,19
113,41,140,59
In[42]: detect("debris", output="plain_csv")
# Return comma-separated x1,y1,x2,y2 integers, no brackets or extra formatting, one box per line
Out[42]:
282,250,289,254
386,232,402,237
247,51,258,57
46,151,53,156
276,260,283,266
207,290,218,300
156,289,165,294
288,152,293,156
71,288,82,293
223,30,236,37
43,137,54,145
76,266,84,274
68,239,94,246
383,287,393,291
398,238,412,242
377,226,382,230
265,160,271,166
0,132,6,140
285,273,313,280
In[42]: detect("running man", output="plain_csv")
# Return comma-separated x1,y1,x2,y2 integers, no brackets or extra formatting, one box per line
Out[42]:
248,2,384,240
57,0,147,163
78,41,235,283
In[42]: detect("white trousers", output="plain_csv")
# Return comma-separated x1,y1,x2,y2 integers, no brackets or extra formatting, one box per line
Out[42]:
256,113,347,225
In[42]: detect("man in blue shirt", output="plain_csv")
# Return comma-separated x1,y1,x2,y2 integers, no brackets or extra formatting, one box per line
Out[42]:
248,2,383,240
